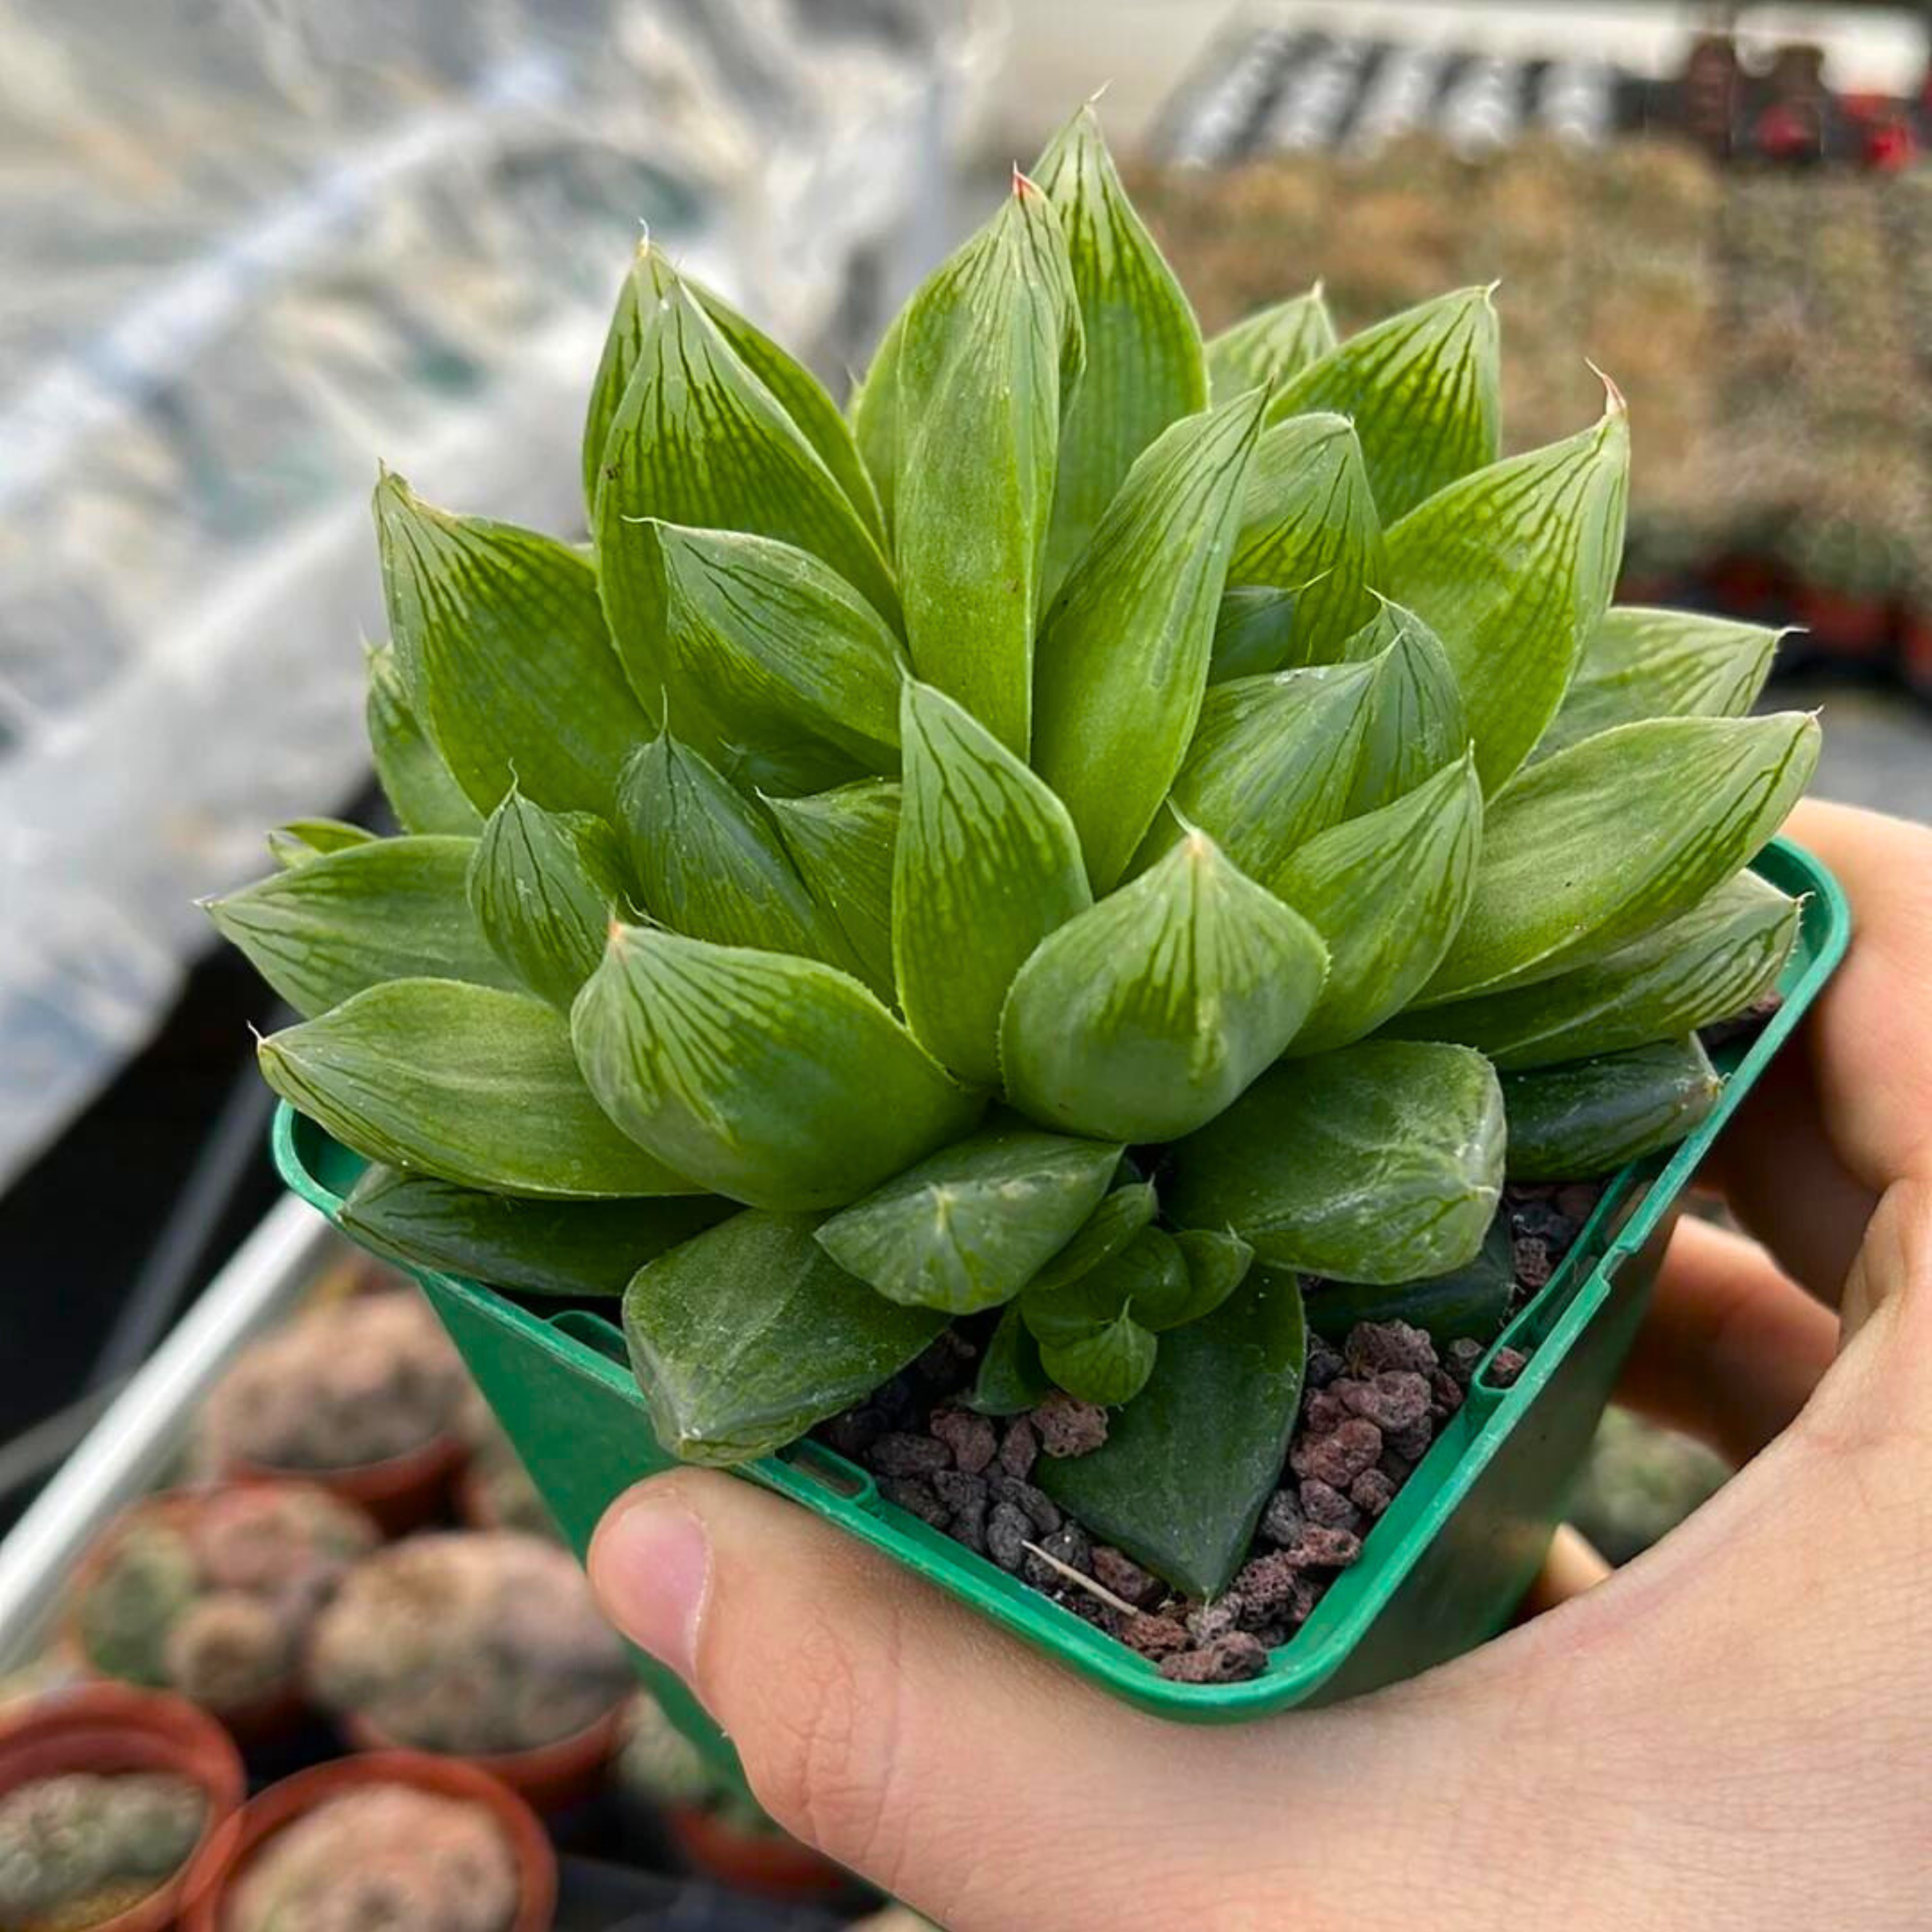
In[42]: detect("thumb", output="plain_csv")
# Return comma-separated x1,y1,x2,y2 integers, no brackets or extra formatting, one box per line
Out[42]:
587,1470,1254,1925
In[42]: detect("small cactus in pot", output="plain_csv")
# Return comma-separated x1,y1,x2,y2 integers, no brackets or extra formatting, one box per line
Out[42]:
69,1487,376,1725
0,1771,206,1930
225,1783,519,1932
204,1291,466,1482
305,1533,630,1760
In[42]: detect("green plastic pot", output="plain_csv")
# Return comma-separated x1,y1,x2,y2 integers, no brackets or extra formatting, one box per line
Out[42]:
270,838,1847,1757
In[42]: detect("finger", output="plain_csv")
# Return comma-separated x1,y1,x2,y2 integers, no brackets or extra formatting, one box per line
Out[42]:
1700,1045,1876,1305
1755,800,1932,1196
588,1470,1240,1923
1515,1525,1611,1621
1616,1215,1839,1461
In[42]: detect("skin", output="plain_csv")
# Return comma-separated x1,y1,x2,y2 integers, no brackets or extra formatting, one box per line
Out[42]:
590,800,1932,1930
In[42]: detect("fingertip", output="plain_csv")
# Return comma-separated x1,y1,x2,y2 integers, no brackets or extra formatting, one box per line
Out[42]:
588,1474,715,1686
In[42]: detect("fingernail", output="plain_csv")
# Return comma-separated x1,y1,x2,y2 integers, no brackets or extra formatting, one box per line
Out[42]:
592,1494,710,1684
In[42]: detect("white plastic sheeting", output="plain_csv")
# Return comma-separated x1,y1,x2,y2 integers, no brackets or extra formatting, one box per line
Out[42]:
0,0,989,1190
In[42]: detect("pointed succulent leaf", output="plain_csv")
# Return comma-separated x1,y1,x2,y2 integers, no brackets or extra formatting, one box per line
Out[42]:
1149,660,1377,883
1001,829,1329,1142
1022,1226,1188,1342
342,1165,729,1298
1227,413,1384,663
653,521,907,777
1270,287,1500,523
618,733,858,974
1206,287,1337,400
1029,1179,1158,1296
1420,713,1820,1005
365,641,483,837
1502,1037,1721,1182
1167,1229,1257,1330
1033,105,1207,600
468,788,630,1010
267,819,374,869
1209,584,1306,683
1388,871,1799,1069
374,477,652,815
1034,1270,1307,1597
1340,600,1468,815
1034,1221,1251,1337
813,1123,1122,1315
689,279,885,538
259,979,697,1198
1038,1311,1159,1408
1536,606,1784,760
965,1304,1054,1416
1303,1215,1516,1349
594,254,898,705
1274,753,1483,1053
1166,1041,1506,1284
893,681,1092,1086
892,176,1082,754
572,924,981,1211
622,1211,946,1465
205,837,518,1019
849,307,906,540
1033,390,1266,891
765,780,900,1004
1383,397,1630,793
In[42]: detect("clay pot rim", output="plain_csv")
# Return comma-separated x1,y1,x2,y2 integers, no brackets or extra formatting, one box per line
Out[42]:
179,1748,556,1932
338,1695,627,1807
60,1480,380,1732
218,1425,467,1498
0,1682,247,1932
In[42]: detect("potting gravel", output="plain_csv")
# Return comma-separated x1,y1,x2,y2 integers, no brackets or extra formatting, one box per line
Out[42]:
817,1185,1601,1685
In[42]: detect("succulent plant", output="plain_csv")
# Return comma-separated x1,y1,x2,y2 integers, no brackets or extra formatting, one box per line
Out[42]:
228,1785,516,1932
204,1290,466,1472
214,103,1816,1600
73,1487,374,1714
0,1771,206,1927
305,1532,629,1755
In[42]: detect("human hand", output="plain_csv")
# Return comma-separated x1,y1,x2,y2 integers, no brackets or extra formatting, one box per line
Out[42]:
590,799,1932,1931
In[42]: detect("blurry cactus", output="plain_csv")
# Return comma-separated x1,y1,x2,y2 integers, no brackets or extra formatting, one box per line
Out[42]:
0,1771,206,1928
228,1785,516,1932
215,101,1815,1602
72,1522,199,1688
72,1487,374,1716
614,1694,722,1811
615,1694,784,1837
192,1483,377,1605
1568,1405,1729,1565
161,1594,291,1714
306,1532,629,1755
452,1390,556,1540
205,1292,465,1472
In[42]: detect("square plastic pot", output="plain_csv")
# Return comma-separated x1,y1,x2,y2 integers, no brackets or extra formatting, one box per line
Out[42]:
272,838,1847,1745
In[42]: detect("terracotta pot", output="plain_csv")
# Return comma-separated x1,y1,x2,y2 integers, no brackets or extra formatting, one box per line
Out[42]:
668,1804,850,1901
64,1485,378,1746
218,1431,466,1538
0,1683,246,1932
340,1698,626,1816
181,1749,554,1932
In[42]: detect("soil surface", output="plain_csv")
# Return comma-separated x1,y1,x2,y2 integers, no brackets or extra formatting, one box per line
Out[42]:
817,1183,1603,1684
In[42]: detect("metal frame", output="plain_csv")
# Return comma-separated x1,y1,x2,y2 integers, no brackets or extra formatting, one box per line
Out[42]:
0,1194,335,1672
